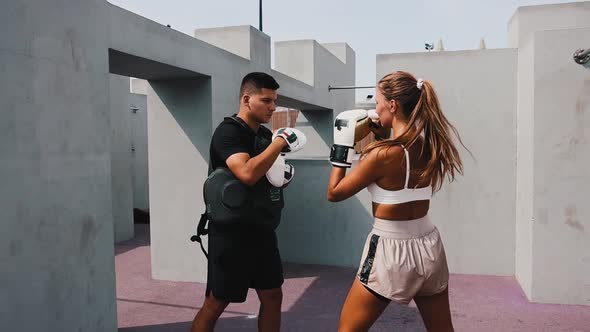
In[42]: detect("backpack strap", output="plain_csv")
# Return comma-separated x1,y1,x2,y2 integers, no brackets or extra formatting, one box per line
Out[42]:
228,114,250,131
190,212,209,258
191,156,211,258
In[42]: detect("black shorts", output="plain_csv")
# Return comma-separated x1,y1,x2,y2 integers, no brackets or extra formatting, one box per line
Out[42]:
206,226,284,303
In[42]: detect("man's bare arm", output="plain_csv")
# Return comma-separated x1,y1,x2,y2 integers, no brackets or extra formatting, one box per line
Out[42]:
226,139,287,186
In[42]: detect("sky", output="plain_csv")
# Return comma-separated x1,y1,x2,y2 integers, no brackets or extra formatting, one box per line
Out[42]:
108,0,583,101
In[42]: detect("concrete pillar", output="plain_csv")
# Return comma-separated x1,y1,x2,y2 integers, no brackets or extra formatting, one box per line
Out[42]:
147,78,212,282
0,0,117,330
275,40,316,86
509,2,590,305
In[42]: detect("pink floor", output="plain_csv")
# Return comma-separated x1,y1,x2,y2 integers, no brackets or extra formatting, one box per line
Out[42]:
116,225,590,331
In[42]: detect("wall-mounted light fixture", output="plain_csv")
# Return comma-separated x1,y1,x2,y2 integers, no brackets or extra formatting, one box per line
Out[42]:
573,48,589,65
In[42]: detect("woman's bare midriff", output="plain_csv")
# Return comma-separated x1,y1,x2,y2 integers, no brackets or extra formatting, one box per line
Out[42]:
372,200,430,221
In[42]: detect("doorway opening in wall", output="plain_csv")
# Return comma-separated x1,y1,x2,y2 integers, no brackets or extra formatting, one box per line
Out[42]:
111,74,151,252
129,78,151,227
109,49,214,330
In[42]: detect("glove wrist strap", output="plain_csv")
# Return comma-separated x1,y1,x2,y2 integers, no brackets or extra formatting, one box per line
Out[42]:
330,144,354,168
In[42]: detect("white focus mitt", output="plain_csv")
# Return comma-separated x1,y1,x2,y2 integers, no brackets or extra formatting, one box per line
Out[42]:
272,127,307,153
266,154,295,188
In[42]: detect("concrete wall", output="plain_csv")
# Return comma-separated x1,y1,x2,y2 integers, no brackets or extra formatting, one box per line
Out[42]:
531,27,590,305
376,49,518,276
131,77,149,95
0,0,117,331
274,41,356,158
194,26,253,61
281,48,522,276
512,13,536,298
130,93,149,211
508,1,590,305
110,74,134,243
275,40,316,86
278,160,373,267
318,43,356,119
195,25,271,72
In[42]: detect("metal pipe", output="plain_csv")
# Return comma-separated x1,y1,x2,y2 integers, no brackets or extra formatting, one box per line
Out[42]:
328,85,375,91
573,48,590,65
259,0,263,32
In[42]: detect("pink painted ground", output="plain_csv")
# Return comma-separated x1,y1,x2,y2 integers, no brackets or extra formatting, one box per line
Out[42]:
116,225,590,331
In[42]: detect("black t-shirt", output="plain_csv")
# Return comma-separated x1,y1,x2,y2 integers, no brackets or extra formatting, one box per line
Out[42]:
209,115,273,171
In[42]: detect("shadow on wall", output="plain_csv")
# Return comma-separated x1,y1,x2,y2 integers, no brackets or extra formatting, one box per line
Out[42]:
149,77,212,158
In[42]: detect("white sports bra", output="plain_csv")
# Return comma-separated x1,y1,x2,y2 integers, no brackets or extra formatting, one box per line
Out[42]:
367,146,432,204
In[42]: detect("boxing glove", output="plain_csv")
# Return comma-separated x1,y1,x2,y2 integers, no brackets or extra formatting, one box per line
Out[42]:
273,127,307,153
368,109,380,125
266,154,295,188
330,109,369,168
364,109,391,140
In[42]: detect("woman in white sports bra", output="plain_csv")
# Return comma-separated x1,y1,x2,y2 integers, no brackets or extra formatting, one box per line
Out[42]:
327,71,466,332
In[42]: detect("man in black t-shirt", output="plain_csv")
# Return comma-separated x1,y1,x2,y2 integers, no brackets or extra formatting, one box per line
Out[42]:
191,72,306,332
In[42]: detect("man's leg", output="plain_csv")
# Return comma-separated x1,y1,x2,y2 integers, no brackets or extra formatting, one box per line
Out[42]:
192,229,247,332
191,292,229,332
256,287,283,332
252,230,284,332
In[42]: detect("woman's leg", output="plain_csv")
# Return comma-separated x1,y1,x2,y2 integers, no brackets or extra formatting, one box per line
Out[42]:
413,287,454,332
338,279,390,332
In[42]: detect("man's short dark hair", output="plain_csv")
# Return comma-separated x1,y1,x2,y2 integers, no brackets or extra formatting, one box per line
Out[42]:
240,72,280,98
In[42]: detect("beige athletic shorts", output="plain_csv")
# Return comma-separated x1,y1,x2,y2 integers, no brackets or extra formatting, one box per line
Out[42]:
356,215,449,305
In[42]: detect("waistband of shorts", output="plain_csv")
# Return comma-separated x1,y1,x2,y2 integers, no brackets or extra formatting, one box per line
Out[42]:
371,215,435,239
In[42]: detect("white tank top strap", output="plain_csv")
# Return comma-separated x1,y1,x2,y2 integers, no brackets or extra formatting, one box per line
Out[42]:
402,146,410,189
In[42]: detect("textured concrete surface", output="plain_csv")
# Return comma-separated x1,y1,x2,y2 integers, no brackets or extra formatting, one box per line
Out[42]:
1,0,117,331
508,2,590,305
278,159,373,268
116,225,590,332
529,26,590,305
